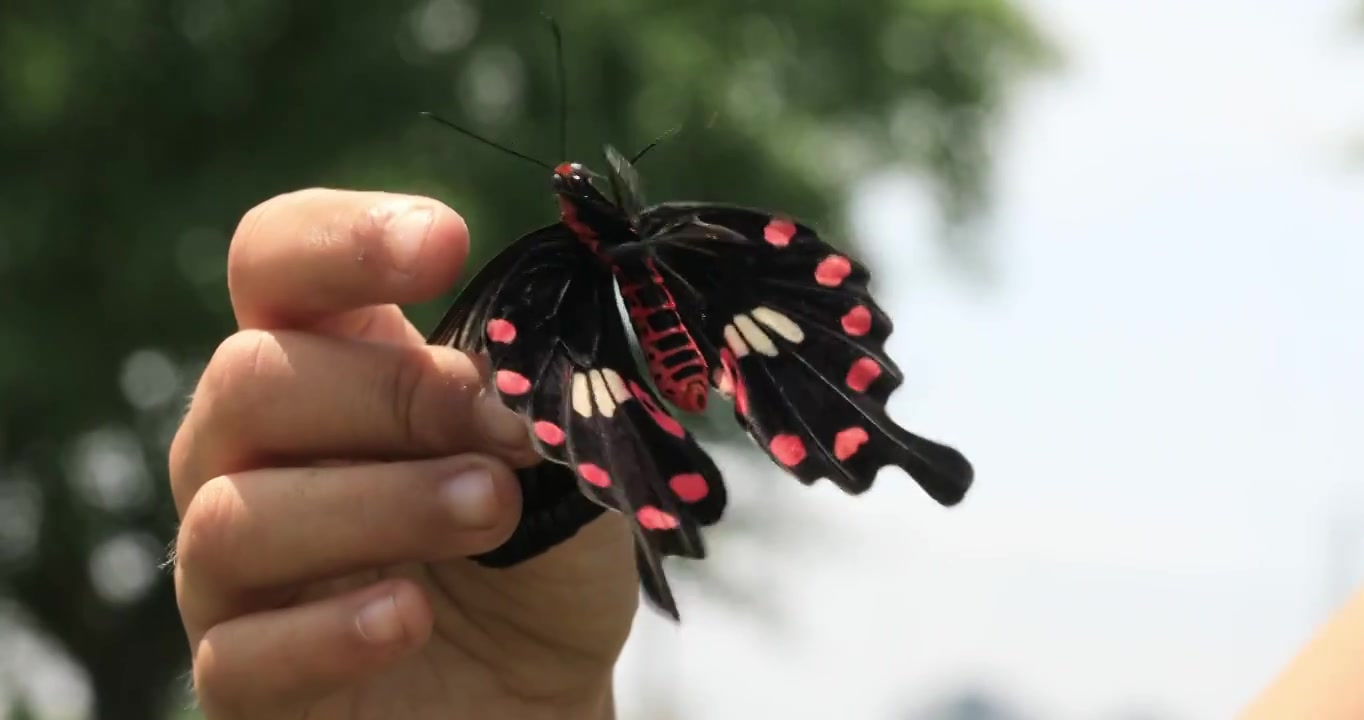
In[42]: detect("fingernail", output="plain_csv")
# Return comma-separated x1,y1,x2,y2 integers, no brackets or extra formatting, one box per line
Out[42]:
387,205,434,276
355,595,405,645
442,468,499,528
477,391,530,448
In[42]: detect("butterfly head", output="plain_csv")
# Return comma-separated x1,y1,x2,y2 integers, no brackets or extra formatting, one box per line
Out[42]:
552,161,612,207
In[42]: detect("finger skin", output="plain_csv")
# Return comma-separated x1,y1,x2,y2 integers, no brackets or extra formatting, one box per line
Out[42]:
175,454,522,633
310,304,429,345
170,329,536,513
193,579,432,716
227,188,470,329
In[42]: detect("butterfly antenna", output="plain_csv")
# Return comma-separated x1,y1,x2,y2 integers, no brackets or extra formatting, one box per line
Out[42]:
629,124,684,165
419,111,554,171
542,13,568,161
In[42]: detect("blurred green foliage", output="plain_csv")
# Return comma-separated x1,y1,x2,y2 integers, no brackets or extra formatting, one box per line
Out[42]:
0,1,1046,717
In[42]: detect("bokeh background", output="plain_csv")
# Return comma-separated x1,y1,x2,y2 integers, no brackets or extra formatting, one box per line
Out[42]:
2,0,1362,718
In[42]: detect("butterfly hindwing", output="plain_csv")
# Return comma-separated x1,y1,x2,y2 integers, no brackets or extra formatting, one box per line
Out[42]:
552,273,727,618
635,204,974,505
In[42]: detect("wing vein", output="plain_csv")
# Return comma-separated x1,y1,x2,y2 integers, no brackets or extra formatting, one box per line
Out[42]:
744,355,855,487
779,345,928,463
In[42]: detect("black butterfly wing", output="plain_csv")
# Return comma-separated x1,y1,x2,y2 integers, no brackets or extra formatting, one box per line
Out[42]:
634,203,974,505
534,264,727,619
468,462,610,568
427,224,606,566
427,222,727,619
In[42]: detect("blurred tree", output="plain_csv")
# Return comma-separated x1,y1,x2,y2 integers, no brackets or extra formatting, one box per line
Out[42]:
9,700,41,720
0,0,1048,718
902,686,1030,720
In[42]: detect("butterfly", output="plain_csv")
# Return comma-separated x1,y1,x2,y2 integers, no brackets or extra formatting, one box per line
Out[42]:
424,139,975,620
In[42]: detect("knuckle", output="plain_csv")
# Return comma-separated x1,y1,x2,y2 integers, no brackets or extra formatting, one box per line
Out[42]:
167,420,199,513
171,331,278,514
384,349,442,453
382,347,484,454
192,627,248,716
227,188,330,295
229,188,325,248
175,475,243,583
229,197,271,248
226,198,274,292
201,330,276,426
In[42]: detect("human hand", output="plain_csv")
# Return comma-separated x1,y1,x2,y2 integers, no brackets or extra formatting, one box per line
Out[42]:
169,188,637,719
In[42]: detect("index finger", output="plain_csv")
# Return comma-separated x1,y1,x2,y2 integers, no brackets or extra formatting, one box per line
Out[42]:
227,188,470,329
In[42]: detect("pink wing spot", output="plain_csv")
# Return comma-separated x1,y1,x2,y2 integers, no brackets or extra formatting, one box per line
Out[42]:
769,434,807,467
486,318,516,344
637,506,681,530
834,427,870,460
815,255,852,287
629,380,686,438
577,463,611,488
718,348,749,415
846,357,882,392
841,305,873,336
669,473,710,503
712,366,734,398
763,218,797,247
533,420,565,446
495,370,531,395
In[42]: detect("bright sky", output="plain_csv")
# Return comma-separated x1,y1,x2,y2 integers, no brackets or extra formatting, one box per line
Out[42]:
6,2,1363,719
616,1,1364,718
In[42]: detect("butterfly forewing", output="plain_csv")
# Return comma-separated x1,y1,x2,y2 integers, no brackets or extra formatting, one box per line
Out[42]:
426,225,609,566
637,204,974,505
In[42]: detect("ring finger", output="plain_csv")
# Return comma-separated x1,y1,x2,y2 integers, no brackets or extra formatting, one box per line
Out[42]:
175,453,521,637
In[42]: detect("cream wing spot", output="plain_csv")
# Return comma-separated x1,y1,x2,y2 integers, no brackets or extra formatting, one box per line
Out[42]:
733,314,778,357
589,369,617,418
602,368,631,404
724,323,750,358
571,372,592,417
751,306,804,344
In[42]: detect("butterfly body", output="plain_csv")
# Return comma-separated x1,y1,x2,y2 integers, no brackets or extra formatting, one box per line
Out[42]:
551,158,713,414
429,145,974,620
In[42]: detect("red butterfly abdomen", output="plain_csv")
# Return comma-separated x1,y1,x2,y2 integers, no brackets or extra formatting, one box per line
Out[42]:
617,260,709,413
